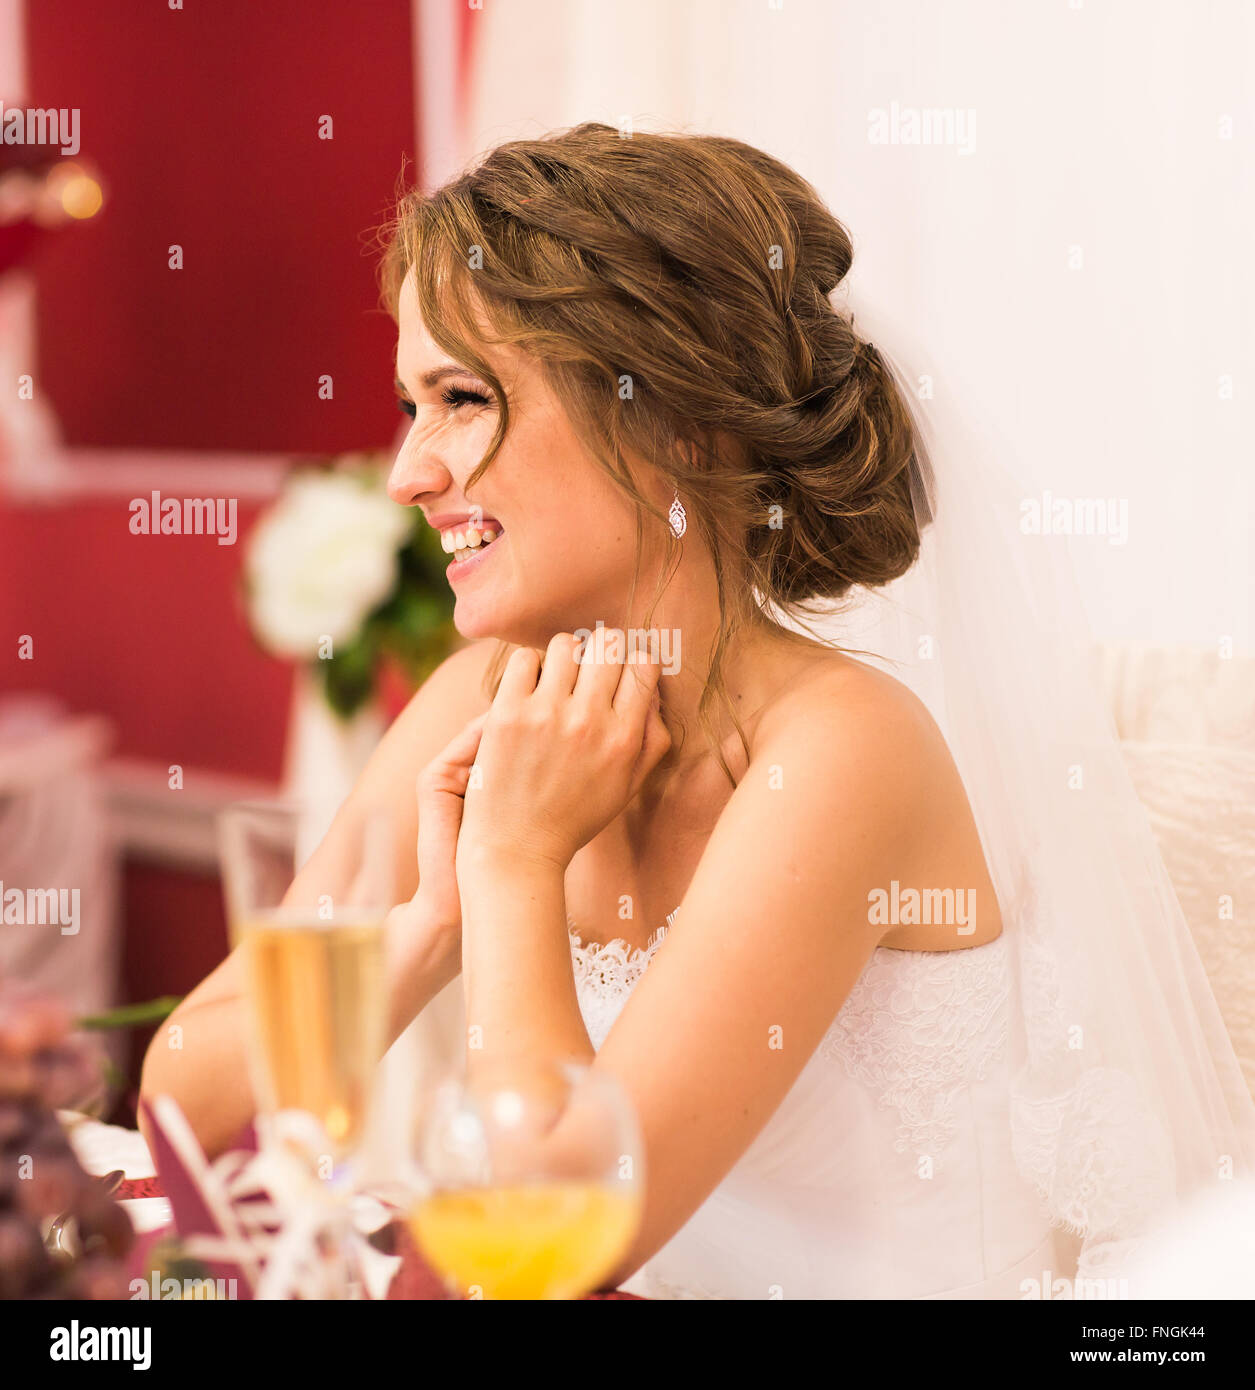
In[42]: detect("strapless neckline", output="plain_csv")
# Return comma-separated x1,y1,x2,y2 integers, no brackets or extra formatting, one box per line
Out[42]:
566,905,681,961
568,908,1007,963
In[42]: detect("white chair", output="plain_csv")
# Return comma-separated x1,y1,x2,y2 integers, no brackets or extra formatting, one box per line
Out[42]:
1096,642,1255,1099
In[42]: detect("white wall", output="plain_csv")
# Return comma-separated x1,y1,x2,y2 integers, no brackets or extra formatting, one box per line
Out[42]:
455,0,1252,652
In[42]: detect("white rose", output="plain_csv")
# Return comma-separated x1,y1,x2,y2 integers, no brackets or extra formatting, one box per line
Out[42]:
245,469,413,659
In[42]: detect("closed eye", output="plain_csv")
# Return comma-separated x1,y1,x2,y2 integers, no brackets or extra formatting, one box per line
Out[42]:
396,386,491,418
440,385,492,411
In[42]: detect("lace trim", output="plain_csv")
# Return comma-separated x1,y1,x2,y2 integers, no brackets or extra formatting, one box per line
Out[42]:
569,898,1181,1265
568,913,674,1052
570,912,1012,1170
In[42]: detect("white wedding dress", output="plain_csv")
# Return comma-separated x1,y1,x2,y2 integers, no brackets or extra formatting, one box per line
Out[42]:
388,339,1255,1302
548,342,1255,1301
570,914,1071,1300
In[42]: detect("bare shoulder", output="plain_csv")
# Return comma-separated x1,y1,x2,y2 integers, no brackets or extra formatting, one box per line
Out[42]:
416,636,502,711
753,649,946,777
750,649,1001,949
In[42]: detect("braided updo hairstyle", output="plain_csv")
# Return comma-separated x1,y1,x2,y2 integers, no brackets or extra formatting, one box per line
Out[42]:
381,122,924,782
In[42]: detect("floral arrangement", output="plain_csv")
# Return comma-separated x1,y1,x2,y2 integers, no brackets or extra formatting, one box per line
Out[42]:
244,454,458,717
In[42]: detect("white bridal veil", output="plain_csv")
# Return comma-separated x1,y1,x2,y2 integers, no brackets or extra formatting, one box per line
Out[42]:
818,325,1255,1283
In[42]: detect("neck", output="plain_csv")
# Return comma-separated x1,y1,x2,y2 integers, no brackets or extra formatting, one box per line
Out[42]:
626,595,802,794
603,543,818,785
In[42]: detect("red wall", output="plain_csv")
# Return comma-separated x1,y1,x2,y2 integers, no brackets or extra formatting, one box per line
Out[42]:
4,0,419,773
27,0,418,455
1,2,420,1099
0,498,294,777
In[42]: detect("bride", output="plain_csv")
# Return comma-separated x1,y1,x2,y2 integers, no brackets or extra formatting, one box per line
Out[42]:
142,122,1255,1299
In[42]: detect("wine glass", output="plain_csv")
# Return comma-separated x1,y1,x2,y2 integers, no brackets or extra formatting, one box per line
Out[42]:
218,800,394,1169
408,1057,644,1300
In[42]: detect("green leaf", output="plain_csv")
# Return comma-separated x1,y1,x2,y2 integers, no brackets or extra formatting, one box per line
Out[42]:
320,628,380,718
79,996,184,1031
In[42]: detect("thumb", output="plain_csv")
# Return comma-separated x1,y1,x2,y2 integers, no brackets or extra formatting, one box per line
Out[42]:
422,711,489,793
627,700,672,801
415,712,489,885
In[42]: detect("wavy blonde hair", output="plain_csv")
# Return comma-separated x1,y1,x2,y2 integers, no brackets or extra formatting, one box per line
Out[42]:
380,122,922,785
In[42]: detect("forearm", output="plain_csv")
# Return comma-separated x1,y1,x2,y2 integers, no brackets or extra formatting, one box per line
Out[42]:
384,912,462,1044
457,849,595,1073
138,979,258,1160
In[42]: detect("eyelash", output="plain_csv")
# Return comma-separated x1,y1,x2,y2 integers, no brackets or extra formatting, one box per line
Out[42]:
396,385,492,418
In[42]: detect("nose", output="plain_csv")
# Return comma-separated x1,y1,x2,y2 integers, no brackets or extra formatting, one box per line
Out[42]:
387,431,452,509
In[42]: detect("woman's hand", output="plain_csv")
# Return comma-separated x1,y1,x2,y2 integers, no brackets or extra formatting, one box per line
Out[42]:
455,629,672,876
412,710,489,932
383,712,488,1031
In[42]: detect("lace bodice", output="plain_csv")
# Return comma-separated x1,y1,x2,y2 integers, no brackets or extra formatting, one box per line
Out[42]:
570,917,1011,1161
566,915,1057,1299
816,935,1011,1161
568,915,674,1053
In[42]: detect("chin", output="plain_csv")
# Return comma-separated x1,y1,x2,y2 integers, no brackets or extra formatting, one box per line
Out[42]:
451,598,507,643
448,547,621,647
452,593,593,652
451,593,536,648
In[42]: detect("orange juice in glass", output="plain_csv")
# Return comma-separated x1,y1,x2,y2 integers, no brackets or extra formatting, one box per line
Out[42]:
409,1059,643,1299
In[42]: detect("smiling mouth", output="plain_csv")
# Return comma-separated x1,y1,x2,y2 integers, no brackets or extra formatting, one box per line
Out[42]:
440,524,503,565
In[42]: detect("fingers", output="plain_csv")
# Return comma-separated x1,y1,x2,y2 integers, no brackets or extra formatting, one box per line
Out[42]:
573,625,632,707
414,712,487,895
611,643,663,720
496,645,542,702
444,710,489,766
502,629,664,715
536,632,580,699
415,713,488,833
626,700,673,801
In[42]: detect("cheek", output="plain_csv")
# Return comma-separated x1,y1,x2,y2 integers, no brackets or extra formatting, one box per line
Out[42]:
509,510,635,590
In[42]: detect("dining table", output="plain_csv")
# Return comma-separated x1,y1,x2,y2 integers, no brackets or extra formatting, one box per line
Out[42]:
61,1111,642,1301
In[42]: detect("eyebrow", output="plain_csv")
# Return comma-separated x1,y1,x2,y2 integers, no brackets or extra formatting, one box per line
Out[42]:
394,364,480,395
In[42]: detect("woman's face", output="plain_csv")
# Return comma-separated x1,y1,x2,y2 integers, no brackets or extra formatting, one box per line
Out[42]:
389,269,666,648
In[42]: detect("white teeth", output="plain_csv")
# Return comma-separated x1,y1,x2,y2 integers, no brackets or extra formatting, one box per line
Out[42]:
442,523,501,562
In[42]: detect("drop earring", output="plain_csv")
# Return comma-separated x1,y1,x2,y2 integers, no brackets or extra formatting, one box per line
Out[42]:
668,489,687,539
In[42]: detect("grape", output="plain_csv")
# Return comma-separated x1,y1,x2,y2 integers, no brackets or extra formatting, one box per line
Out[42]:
0,1053,37,1100
0,983,135,1301
0,1098,31,1145
13,1150,89,1221
32,1043,103,1112
0,989,72,1053
0,1211,53,1299
76,1186,135,1259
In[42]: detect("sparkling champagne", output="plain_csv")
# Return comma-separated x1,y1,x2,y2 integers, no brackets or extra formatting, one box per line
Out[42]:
240,913,386,1150
410,1182,641,1300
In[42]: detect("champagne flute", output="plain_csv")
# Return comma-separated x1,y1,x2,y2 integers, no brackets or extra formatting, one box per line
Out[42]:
408,1057,644,1300
218,800,394,1167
